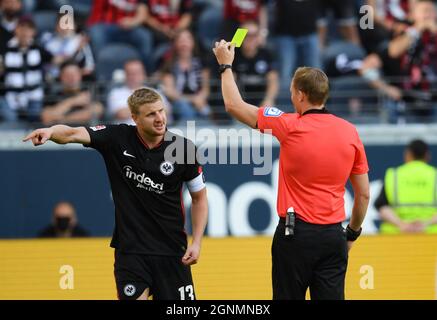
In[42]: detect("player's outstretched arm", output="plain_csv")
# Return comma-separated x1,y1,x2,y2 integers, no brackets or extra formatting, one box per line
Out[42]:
22,125,91,146
212,40,258,129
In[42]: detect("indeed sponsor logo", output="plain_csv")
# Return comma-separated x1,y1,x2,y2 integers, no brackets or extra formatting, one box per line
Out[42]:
123,166,164,193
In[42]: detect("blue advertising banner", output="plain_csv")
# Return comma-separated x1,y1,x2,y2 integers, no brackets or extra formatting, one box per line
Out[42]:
1,144,435,238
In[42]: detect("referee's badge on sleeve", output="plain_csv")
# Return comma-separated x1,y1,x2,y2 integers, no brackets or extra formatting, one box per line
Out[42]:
264,107,284,117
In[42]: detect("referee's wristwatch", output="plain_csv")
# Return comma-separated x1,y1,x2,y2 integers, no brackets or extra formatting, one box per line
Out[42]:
219,64,232,74
346,225,362,241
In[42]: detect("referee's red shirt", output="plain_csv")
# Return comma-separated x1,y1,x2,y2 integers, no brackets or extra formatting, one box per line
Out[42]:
257,106,369,224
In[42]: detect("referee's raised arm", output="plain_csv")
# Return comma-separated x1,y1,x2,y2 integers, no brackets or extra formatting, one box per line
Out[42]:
22,125,91,146
212,40,259,128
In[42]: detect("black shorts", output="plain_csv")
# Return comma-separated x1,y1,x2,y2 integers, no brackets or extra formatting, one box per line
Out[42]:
272,217,348,300
114,250,195,300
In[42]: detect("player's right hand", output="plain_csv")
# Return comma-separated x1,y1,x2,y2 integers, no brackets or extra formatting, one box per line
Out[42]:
22,128,53,146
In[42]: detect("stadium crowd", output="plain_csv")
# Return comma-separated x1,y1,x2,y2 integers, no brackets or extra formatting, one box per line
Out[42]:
0,0,437,127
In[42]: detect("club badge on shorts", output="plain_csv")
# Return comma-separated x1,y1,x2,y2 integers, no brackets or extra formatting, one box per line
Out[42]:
124,284,136,297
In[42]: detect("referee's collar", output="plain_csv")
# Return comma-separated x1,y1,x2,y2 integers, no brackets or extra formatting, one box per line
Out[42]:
302,107,329,116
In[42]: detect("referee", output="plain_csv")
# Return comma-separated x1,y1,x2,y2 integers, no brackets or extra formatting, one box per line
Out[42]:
23,88,208,300
213,41,369,300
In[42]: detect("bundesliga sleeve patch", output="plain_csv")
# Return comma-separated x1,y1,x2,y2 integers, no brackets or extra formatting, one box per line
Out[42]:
263,107,284,117
90,125,106,131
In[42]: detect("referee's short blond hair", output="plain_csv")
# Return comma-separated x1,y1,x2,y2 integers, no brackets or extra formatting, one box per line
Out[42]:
293,67,329,106
127,87,162,114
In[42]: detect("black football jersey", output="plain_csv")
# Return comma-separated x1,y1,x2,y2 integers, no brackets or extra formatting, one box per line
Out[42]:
84,124,202,256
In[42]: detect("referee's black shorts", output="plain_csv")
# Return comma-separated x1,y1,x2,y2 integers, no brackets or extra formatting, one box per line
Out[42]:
114,250,195,300
272,217,348,300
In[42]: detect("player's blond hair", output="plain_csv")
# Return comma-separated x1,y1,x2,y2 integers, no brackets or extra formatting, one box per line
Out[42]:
127,87,162,114
293,67,329,105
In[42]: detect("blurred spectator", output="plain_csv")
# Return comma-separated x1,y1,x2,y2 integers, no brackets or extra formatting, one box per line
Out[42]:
222,0,268,43
161,29,211,122
41,61,103,126
319,41,375,119
370,0,413,30
318,0,361,48
272,0,321,94
324,44,365,78
359,0,413,54
388,0,437,122
144,0,193,71
39,201,90,238
107,59,172,125
375,139,437,234
0,0,22,54
388,0,437,59
145,0,192,34
0,16,52,123
233,20,278,107
87,0,152,70
359,51,404,120
361,0,437,123
41,15,95,80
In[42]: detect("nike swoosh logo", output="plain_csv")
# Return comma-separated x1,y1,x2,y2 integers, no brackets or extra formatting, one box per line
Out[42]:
123,150,136,158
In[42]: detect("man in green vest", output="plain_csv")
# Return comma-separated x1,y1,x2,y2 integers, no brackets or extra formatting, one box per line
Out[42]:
375,139,437,233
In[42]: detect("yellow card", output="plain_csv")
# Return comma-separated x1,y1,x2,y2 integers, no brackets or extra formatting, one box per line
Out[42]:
231,28,248,47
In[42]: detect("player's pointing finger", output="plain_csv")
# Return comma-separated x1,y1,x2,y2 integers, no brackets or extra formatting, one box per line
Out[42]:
22,131,36,142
